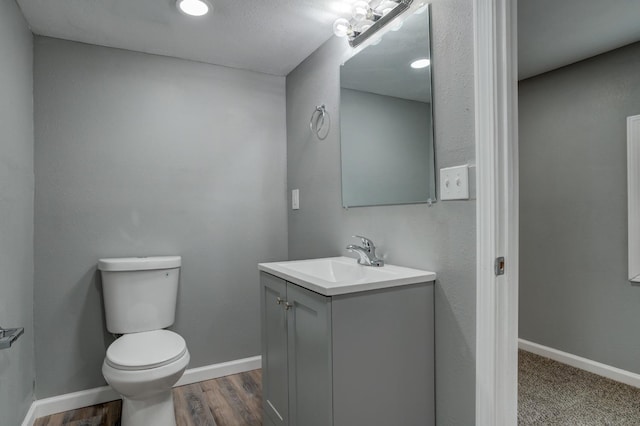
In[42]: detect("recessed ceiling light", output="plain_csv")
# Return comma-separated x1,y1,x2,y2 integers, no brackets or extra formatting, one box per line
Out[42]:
411,58,431,69
176,0,211,17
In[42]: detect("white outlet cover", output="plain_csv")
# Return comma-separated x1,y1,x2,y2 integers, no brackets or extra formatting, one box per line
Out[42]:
439,165,469,200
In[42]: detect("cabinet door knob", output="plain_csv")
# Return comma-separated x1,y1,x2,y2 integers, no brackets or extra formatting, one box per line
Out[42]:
285,302,293,310
277,297,284,305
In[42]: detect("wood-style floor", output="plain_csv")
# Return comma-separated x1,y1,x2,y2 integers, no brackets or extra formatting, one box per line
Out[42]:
34,370,262,426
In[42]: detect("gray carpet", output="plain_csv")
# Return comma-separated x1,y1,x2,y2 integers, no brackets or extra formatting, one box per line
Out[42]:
519,350,640,425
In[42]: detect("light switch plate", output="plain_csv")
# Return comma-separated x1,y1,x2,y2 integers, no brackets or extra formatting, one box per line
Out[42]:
439,165,469,200
292,189,300,210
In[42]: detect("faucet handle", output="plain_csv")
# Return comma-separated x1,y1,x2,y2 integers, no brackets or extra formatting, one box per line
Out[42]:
352,235,375,251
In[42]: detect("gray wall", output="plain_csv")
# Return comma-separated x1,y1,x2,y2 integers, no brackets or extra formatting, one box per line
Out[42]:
341,89,434,207
34,37,288,398
519,42,640,373
285,0,476,423
0,0,35,424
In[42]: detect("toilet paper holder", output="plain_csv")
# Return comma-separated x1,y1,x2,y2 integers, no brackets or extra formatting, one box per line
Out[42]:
0,326,24,350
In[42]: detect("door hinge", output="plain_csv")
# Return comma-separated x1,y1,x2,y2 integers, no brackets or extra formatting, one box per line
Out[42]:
495,257,505,276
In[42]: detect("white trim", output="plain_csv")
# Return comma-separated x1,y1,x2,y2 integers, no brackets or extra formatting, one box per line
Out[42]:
519,339,640,389
175,355,261,386
21,355,261,426
627,115,640,282
31,385,119,422
20,402,37,426
474,0,519,424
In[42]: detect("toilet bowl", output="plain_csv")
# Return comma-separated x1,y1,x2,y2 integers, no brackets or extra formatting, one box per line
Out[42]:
98,256,188,426
102,330,190,426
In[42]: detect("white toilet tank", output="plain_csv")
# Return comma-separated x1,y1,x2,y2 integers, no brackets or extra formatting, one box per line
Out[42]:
98,256,182,334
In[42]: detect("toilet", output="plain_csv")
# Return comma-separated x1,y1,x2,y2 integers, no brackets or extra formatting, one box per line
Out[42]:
98,256,190,426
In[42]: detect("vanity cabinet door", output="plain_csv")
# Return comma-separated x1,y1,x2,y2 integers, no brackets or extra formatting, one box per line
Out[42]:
286,283,333,426
260,273,289,426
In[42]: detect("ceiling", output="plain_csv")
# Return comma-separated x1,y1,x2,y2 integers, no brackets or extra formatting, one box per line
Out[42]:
518,0,640,80
15,0,640,80
16,0,343,76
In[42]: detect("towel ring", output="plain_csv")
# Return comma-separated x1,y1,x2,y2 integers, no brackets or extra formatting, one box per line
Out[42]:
310,104,330,140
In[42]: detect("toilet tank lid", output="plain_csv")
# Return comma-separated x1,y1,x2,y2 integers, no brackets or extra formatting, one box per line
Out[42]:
98,256,181,272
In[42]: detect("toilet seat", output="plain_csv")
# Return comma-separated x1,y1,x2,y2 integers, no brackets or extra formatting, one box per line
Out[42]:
106,330,187,371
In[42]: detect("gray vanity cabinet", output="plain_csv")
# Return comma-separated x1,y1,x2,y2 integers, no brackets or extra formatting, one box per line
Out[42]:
285,281,333,426
261,272,290,425
261,272,332,426
260,271,435,426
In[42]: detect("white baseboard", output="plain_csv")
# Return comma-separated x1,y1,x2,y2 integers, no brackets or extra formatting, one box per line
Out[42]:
175,355,261,387
22,355,261,426
30,385,119,424
519,339,640,388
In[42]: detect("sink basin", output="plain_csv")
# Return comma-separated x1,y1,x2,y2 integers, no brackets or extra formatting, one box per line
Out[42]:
258,256,436,296
278,257,395,283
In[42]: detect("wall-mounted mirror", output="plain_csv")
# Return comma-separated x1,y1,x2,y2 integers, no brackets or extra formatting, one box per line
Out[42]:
340,5,435,208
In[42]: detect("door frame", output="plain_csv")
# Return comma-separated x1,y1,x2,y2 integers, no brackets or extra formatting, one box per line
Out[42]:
474,0,519,424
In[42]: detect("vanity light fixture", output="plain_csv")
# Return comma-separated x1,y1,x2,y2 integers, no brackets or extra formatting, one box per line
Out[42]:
410,58,431,69
176,0,211,17
333,0,413,48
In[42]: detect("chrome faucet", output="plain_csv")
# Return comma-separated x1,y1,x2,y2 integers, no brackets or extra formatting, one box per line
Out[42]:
346,235,384,267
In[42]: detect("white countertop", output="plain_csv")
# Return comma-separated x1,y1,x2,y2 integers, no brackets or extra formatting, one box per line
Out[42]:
258,256,436,296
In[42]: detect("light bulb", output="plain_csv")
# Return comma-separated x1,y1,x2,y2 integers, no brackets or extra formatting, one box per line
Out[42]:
333,18,352,37
177,0,211,16
352,1,370,22
378,1,397,13
411,58,431,69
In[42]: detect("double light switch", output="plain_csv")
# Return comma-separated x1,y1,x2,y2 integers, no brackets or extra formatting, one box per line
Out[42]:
439,165,470,200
